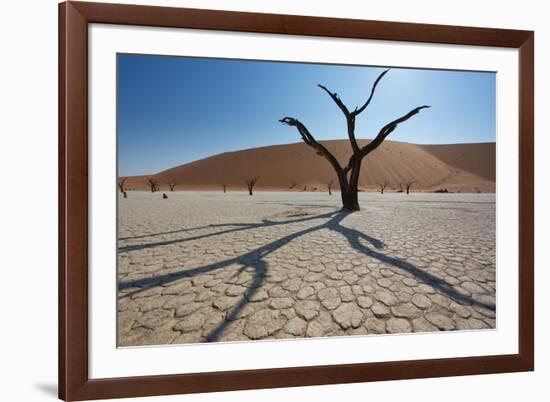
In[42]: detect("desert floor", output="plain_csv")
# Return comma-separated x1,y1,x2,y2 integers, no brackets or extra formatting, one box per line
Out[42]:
117,191,496,346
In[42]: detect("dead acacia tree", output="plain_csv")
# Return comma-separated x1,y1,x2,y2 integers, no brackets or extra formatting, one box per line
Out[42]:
328,179,334,195
405,180,415,194
168,182,177,191
147,178,158,193
222,183,227,193
118,177,127,194
245,176,260,196
280,69,429,211
118,177,128,198
377,181,387,194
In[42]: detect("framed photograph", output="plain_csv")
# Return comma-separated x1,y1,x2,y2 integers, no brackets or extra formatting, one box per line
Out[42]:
59,1,534,400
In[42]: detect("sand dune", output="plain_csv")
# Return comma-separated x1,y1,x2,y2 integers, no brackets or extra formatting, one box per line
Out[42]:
420,143,495,182
122,140,495,193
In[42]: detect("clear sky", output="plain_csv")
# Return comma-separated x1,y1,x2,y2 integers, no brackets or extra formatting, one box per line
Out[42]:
118,54,496,176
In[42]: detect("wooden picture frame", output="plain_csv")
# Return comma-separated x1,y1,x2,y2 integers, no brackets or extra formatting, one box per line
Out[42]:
59,1,534,400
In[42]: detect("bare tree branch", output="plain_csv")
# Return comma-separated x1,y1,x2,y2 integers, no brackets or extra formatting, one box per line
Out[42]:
353,69,390,116
318,85,350,117
279,117,343,174
359,105,430,158
318,84,360,154
318,69,390,155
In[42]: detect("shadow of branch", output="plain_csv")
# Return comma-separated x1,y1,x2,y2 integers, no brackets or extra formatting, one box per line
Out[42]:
118,210,494,342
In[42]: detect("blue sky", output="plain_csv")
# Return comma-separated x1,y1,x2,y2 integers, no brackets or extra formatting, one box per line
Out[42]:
118,54,496,176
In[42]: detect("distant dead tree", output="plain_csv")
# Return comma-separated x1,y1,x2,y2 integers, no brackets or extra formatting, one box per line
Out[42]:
280,69,429,211
118,177,127,194
147,178,159,193
377,181,387,194
162,193,168,199
168,182,177,191
245,176,260,196
405,180,415,194
222,183,227,193
289,181,296,190
118,177,128,198
328,179,334,195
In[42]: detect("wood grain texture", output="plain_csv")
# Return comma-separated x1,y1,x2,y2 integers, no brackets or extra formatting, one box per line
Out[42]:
58,1,534,400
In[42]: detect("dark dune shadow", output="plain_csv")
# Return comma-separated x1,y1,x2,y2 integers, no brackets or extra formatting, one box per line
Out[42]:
118,210,494,342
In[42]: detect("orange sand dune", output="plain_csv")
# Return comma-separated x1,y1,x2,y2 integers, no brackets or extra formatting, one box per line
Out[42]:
122,140,495,193
419,143,495,182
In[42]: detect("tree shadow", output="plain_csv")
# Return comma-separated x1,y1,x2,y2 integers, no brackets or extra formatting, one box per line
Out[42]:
119,224,217,241
326,213,494,310
119,212,344,342
118,211,337,253
118,210,495,342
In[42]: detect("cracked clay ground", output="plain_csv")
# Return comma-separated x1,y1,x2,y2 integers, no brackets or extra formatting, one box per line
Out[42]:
117,192,496,346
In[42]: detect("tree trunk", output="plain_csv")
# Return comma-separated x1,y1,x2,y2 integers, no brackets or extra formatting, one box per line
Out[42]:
341,188,360,211
338,170,360,211
346,160,362,211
